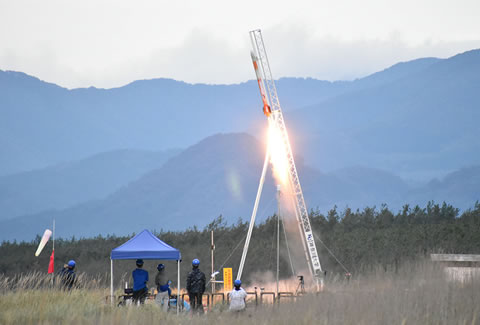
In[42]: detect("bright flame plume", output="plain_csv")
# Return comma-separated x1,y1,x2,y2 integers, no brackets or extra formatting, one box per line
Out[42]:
267,119,289,186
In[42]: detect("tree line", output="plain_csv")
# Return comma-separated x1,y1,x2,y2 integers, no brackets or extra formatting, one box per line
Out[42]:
1,201,479,288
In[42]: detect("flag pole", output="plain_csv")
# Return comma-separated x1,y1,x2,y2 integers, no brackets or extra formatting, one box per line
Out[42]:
49,218,56,281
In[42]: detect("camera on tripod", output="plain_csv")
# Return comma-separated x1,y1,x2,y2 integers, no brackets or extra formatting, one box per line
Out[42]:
295,275,305,295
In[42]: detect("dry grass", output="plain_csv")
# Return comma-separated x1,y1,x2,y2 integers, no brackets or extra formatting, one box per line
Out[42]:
0,261,479,324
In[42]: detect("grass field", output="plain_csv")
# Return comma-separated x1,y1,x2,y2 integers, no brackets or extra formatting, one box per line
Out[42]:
1,261,478,324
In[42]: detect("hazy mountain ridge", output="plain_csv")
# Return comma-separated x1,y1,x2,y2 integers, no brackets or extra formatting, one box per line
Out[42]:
2,49,478,177
0,73,345,176
287,49,480,177
0,148,180,220
0,133,478,242
352,57,441,89
405,166,480,209
1,49,480,241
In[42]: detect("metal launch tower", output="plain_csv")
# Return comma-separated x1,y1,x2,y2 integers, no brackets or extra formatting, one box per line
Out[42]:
237,29,323,287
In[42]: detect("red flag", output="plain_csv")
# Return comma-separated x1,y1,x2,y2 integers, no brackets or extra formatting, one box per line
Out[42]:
48,249,55,274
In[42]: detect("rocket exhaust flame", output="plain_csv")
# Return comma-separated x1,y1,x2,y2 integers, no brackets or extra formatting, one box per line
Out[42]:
267,119,289,185
268,118,313,281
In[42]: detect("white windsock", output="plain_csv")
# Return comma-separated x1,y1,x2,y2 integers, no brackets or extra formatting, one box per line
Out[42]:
35,229,52,256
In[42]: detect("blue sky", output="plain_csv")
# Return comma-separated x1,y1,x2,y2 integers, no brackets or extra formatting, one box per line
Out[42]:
1,0,479,88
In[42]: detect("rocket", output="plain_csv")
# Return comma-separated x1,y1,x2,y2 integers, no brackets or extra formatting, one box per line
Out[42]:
251,52,272,117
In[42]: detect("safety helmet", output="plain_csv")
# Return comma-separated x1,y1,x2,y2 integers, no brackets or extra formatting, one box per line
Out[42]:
136,259,144,266
68,260,76,268
234,279,241,287
157,263,165,271
192,259,200,266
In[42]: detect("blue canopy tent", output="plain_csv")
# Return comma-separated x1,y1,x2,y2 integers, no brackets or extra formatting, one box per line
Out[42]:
110,229,182,313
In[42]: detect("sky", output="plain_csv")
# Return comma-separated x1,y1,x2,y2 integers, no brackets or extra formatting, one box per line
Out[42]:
1,0,479,89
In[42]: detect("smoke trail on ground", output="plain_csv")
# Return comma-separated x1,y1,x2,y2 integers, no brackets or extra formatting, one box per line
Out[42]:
245,271,308,293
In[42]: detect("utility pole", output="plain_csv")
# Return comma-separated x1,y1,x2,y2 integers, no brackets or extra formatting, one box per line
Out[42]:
276,185,281,296
211,230,215,293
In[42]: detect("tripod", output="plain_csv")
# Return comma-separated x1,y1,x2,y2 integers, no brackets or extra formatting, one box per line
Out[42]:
295,275,305,295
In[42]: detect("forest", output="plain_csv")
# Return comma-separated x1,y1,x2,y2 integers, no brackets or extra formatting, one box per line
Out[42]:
1,201,479,288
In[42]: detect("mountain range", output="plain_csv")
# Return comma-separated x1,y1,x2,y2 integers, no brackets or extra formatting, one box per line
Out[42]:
2,49,479,179
287,50,480,179
0,148,179,220
0,133,479,242
0,48,479,241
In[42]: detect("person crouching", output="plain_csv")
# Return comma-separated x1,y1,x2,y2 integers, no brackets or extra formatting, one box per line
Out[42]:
229,279,247,312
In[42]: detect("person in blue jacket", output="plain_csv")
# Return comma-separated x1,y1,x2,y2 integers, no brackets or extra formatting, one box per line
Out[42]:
132,259,149,304
58,260,76,290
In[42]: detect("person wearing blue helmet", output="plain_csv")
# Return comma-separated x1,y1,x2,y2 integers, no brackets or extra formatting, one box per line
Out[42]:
186,258,206,314
132,259,149,305
155,263,170,311
58,259,77,290
229,279,247,312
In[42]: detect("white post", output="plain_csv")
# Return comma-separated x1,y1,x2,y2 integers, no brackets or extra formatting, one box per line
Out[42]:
110,259,114,306
237,146,270,280
211,231,215,294
177,260,180,315
276,185,280,296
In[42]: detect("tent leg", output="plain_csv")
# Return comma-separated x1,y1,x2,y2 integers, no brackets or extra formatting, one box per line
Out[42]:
177,260,180,315
110,259,114,306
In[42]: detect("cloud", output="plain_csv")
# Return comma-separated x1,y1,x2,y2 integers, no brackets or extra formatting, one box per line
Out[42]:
262,24,480,81
1,24,479,89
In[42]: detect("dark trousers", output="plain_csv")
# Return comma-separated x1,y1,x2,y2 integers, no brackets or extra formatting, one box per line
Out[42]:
133,287,148,304
189,293,203,313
